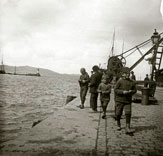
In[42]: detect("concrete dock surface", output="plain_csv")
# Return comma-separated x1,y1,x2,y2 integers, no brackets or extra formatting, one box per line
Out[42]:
1,88,163,156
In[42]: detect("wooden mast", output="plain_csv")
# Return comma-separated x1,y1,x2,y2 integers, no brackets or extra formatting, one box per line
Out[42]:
0,51,5,74
110,29,115,57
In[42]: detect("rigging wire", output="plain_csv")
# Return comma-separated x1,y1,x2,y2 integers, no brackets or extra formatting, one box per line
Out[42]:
119,32,163,57
120,39,151,56
125,49,137,58
122,39,124,54
109,28,116,57
124,39,152,58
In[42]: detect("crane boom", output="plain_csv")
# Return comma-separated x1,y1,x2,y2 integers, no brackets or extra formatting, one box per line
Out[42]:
129,38,163,71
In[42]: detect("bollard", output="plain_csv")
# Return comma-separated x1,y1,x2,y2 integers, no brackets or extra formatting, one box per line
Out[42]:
141,88,151,105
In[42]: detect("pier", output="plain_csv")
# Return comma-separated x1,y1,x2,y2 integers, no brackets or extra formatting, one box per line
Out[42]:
0,88,163,156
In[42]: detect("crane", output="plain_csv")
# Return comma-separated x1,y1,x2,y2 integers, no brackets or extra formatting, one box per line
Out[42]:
107,29,163,81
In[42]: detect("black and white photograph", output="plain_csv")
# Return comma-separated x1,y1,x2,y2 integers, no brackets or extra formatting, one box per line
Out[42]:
0,0,163,155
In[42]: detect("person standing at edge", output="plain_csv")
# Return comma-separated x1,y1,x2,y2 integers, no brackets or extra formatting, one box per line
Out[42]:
78,68,90,109
144,74,149,87
130,71,136,81
89,65,102,112
114,67,137,134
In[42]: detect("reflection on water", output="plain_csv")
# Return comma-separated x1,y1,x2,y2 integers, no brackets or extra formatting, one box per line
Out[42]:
0,74,79,143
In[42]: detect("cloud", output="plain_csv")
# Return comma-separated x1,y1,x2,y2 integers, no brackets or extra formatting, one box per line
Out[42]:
0,0,163,76
0,0,72,42
161,0,163,19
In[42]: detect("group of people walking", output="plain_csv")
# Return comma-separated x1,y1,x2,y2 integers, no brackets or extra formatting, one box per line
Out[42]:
78,65,137,134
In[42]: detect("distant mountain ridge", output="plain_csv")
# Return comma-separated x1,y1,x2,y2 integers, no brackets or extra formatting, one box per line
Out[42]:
2,65,79,78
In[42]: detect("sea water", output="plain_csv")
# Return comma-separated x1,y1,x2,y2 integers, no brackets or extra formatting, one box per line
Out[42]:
0,74,79,144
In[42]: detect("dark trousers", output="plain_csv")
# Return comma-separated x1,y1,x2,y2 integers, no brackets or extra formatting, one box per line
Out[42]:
101,100,109,113
115,101,131,116
90,93,98,110
80,86,88,104
116,101,132,124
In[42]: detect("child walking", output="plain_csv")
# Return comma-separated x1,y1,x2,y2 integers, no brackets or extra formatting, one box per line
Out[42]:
114,67,137,134
97,78,112,119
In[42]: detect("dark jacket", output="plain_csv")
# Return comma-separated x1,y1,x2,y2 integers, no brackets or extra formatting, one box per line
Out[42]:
114,78,137,104
98,82,111,101
131,74,136,81
89,71,102,93
144,77,149,87
78,72,90,87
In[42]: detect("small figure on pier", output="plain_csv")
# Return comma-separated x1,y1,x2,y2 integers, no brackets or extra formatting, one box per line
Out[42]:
130,71,136,81
78,68,90,109
97,77,111,119
149,79,156,97
144,74,149,87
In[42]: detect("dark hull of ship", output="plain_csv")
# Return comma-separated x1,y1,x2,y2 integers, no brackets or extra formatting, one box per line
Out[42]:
0,70,6,74
0,72,40,77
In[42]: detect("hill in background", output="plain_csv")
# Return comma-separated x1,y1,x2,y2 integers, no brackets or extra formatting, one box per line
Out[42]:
2,65,79,79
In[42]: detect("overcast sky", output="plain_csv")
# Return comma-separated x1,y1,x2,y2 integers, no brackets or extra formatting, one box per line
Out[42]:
0,0,163,78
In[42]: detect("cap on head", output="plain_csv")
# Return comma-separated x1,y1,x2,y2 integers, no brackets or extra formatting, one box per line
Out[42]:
92,65,99,72
121,67,130,74
80,68,86,73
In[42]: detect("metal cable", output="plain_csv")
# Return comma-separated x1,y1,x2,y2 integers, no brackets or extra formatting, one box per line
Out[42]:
125,49,137,58
118,31,163,56
124,40,152,58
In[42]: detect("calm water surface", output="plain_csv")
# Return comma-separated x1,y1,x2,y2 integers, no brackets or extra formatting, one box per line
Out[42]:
0,74,79,143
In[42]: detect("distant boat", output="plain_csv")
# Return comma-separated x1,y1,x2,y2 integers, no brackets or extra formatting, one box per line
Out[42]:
0,65,41,77
0,70,5,74
26,73,40,77
17,68,40,77
0,50,41,76
0,56,6,74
